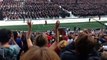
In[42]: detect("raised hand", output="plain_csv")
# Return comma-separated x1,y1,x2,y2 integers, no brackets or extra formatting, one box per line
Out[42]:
55,20,60,42
55,20,60,29
26,20,33,48
27,20,32,29
49,20,60,50
26,20,32,38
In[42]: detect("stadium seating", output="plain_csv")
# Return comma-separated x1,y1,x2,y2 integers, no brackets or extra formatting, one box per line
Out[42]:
0,0,107,20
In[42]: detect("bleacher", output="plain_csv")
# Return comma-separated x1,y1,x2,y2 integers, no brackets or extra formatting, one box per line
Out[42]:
0,0,107,20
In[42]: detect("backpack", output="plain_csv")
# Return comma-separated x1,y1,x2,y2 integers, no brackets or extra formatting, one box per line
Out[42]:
0,47,17,60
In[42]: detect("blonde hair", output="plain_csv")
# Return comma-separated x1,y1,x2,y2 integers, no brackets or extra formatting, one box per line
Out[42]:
20,46,60,60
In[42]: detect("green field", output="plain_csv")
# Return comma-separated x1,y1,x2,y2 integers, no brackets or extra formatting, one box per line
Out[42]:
0,21,107,32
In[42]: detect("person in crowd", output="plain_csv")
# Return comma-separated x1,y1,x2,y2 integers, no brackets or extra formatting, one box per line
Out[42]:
20,46,60,60
61,32,101,60
13,31,23,60
0,28,20,60
33,33,48,47
21,32,28,52
26,20,61,51
67,32,75,44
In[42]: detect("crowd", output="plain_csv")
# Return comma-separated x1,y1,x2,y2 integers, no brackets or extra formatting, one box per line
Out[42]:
52,0,107,16
0,0,107,20
0,0,70,20
0,0,107,60
0,20,107,60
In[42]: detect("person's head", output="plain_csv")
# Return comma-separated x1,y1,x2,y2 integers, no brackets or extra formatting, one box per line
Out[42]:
34,33,48,47
20,46,60,60
21,32,26,39
75,32,96,55
0,29,12,44
68,32,74,39
83,29,92,34
13,31,18,40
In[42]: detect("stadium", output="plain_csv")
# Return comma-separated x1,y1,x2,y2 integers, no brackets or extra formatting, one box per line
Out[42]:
0,0,107,31
0,0,107,60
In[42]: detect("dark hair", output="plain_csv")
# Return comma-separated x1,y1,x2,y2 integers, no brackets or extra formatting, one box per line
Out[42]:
34,33,48,47
75,32,96,55
0,29,12,44
13,31,18,40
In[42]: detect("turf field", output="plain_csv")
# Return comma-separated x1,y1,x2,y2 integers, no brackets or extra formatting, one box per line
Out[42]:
0,21,106,32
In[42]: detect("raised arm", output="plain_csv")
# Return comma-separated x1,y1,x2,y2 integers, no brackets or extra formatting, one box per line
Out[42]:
26,20,33,49
49,20,60,50
55,20,60,42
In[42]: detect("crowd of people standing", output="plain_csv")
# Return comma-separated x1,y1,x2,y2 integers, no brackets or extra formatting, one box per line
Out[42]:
0,20,107,60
